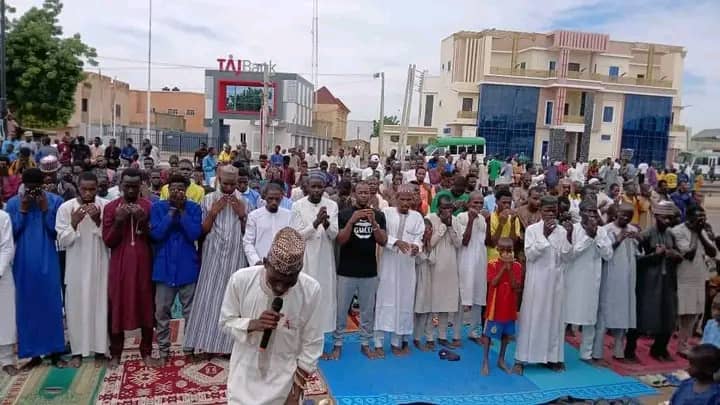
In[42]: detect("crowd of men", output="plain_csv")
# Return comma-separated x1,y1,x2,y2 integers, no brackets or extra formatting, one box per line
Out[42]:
0,132,719,403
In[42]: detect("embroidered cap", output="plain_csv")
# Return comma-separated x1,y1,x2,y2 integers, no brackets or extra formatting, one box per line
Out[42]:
39,155,60,173
266,227,305,275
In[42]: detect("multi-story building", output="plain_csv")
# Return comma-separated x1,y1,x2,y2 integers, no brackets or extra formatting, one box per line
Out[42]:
313,86,350,149
129,89,206,133
67,72,130,136
204,67,331,156
420,29,687,165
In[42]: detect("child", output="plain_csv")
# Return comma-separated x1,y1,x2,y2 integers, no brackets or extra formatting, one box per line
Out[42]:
413,219,435,351
701,295,720,349
482,237,522,375
669,344,720,404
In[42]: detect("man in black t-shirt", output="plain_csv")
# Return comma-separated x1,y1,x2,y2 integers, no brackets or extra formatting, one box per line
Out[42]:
322,181,387,360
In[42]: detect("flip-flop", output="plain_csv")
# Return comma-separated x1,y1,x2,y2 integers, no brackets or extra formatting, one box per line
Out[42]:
438,349,460,361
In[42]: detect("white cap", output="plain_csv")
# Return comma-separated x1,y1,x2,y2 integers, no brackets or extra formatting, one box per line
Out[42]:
369,155,380,163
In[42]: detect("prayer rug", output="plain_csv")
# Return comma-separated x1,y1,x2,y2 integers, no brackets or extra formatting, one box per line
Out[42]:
320,332,655,405
0,371,28,405
566,334,691,376
9,363,105,405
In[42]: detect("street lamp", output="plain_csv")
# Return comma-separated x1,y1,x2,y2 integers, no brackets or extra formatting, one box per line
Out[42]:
373,72,384,157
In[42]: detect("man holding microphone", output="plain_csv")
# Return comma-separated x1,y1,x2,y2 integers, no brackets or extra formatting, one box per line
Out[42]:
220,227,323,405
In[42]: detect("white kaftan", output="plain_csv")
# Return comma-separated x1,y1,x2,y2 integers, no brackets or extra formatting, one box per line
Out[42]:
564,223,613,325
598,223,639,329
291,196,339,334
243,207,292,266
414,251,434,314
375,208,425,335
427,214,461,313
56,197,109,356
454,212,488,306
220,266,323,405
515,220,572,364
672,224,712,315
0,211,16,347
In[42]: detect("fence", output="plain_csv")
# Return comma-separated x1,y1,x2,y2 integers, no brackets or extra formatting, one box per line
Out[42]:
93,125,221,158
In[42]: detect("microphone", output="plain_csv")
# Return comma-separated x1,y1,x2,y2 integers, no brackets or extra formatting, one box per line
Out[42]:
259,297,284,351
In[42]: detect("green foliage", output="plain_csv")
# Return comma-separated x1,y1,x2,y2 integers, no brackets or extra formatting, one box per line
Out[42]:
372,115,400,137
6,0,96,127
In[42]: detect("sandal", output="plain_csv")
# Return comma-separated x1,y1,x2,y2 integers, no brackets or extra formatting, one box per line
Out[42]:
438,349,460,361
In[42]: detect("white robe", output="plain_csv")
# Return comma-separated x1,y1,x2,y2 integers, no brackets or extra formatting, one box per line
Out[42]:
291,196,339,334
243,207,292,266
599,223,639,329
0,211,16,346
515,220,572,364
427,214,461,313
564,223,613,325
375,208,425,335
220,266,323,405
672,224,712,315
56,197,110,356
455,212,488,306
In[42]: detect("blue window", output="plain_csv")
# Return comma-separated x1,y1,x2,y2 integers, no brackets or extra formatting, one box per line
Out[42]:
603,106,614,123
549,61,556,71
477,84,539,160
609,66,620,77
545,101,553,125
621,94,672,166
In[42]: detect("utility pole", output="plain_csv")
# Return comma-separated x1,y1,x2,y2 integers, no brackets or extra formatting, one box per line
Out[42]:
398,64,415,163
260,61,269,154
146,0,152,138
373,72,385,157
417,69,426,126
111,77,117,139
0,0,7,139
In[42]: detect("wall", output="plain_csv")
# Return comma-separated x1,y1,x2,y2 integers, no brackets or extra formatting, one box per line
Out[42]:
129,90,205,133
68,72,131,129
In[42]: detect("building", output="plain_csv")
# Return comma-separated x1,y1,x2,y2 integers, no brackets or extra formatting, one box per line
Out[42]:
690,129,720,151
204,65,333,156
313,86,350,149
67,71,131,137
346,120,374,143
129,89,206,133
371,125,437,157
420,29,687,165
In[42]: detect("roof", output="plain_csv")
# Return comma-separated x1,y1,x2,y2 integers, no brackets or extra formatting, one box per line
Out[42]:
315,86,350,113
693,129,720,140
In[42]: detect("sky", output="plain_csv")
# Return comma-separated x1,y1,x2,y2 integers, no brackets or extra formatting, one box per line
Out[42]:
11,0,720,132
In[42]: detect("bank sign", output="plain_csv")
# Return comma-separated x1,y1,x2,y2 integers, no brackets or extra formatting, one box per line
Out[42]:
216,55,276,75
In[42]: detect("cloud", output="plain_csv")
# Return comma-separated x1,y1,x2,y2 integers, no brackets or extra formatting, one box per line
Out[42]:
8,0,717,133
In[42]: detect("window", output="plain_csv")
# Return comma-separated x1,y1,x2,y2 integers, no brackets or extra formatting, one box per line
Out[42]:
423,95,434,126
671,111,675,124
609,66,620,77
222,83,275,114
568,62,580,72
600,134,611,142
442,127,451,134
186,109,195,116
545,101,553,125
461,98,473,112
441,63,444,70
564,103,570,116
603,106,614,123
548,61,556,71
81,98,88,112
240,132,247,143
637,74,645,79
115,104,121,118
447,61,451,72
167,108,179,115
580,92,586,116
519,62,526,69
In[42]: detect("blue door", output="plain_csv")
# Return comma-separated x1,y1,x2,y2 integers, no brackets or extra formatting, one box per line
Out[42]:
609,66,620,77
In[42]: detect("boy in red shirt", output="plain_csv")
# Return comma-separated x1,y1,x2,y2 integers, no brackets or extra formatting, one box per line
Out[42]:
482,237,523,375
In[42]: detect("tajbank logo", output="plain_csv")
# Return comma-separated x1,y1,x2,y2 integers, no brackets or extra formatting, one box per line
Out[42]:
216,55,277,75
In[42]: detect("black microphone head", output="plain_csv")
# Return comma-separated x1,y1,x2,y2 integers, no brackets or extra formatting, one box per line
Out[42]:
271,297,283,312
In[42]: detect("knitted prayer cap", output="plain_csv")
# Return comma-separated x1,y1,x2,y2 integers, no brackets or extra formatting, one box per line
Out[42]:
266,227,305,275
653,201,677,216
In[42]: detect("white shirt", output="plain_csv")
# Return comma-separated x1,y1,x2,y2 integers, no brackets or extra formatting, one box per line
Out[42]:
320,154,336,166
638,163,649,175
220,266,323,405
0,211,16,347
243,207,292,266
306,153,318,168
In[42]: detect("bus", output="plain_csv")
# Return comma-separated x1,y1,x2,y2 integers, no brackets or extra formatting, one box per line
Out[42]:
424,137,485,164
674,150,720,178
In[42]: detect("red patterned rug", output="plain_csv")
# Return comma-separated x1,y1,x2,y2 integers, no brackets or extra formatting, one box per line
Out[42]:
95,319,329,404
566,332,692,376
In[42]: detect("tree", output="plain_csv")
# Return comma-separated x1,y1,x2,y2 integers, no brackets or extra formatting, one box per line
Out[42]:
6,0,97,128
372,115,400,137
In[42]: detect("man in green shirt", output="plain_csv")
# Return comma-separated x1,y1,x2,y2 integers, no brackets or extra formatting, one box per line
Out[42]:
431,175,469,215
488,157,502,186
